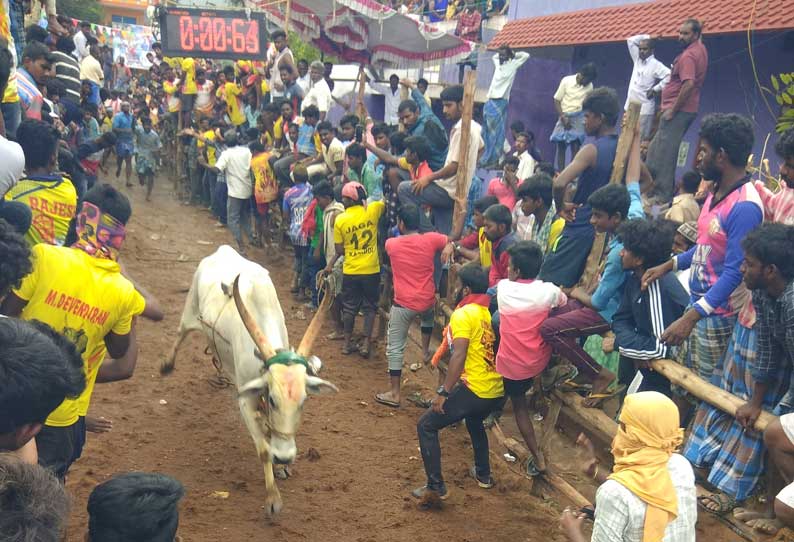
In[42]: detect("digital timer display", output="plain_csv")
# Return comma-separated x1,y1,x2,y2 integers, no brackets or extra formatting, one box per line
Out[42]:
160,8,267,59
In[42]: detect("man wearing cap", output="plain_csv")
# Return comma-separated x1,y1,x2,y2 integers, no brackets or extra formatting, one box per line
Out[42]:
324,182,385,358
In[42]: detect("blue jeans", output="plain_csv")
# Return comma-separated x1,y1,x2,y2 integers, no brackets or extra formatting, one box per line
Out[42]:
305,251,325,306
213,179,227,223
227,196,252,247
1,101,21,139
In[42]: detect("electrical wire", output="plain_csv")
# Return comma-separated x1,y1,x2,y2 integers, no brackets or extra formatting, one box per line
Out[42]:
746,0,777,120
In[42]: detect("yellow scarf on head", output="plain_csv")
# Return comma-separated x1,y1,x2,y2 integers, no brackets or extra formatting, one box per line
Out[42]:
609,391,684,542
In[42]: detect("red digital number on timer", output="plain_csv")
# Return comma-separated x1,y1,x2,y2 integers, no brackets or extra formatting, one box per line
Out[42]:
178,15,259,54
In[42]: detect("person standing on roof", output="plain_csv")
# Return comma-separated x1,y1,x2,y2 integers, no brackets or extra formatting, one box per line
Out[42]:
479,45,529,169
645,18,708,203
624,34,670,142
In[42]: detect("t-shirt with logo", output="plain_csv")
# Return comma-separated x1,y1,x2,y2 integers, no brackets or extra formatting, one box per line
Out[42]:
385,232,448,312
5,174,77,246
14,244,146,427
448,303,504,399
334,200,385,275
283,182,313,246
163,79,181,112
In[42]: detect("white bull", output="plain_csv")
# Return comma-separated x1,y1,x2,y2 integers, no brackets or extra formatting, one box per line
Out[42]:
160,245,337,516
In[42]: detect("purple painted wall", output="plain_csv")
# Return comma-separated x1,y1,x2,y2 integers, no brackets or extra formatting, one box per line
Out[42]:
507,30,792,177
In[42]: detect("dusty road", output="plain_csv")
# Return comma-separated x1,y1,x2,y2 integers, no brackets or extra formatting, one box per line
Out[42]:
63,177,742,542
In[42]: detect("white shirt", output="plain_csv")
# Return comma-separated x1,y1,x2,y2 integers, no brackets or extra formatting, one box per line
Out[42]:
554,75,592,114
370,82,401,125
303,78,333,114
268,46,294,98
297,73,311,95
0,135,25,198
516,150,536,181
194,80,214,111
73,31,89,62
215,145,253,199
625,34,671,115
591,454,696,542
487,51,530,100
436,119,484,199
80,55,104,85
512,201,535,241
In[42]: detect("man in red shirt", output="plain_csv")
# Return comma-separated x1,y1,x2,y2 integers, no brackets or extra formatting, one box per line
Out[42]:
482,204,516,288
375,204,453,407
645,18,708,202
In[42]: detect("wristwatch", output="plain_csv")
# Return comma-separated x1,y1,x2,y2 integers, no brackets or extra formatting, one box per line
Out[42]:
436,386,449,398
453,243,461,253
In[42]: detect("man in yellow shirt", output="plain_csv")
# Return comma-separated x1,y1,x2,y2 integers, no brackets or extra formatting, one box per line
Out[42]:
413,263,504,501
325,182,384,358
1,184,164,480
5,120,77,246
180,57,196,127
162,66,181,124
220,66,245,128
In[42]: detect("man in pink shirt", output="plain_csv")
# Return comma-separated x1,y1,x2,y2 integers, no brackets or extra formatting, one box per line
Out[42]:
486,155,519,209
645,18,708,202
497,241,566,474
755,129,794,225
376,204,454,407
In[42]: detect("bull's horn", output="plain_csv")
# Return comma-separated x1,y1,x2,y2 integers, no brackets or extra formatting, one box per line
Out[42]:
232,274,276,361
296,278,334,358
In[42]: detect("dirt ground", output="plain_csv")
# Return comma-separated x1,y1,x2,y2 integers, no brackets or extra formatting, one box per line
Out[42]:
63,176,739,542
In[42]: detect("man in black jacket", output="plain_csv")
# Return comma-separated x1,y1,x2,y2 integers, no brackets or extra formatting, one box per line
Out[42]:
612,218,689,397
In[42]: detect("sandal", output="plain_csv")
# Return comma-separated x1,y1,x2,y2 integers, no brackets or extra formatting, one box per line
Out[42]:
406,392,431,409
326,331,345,341
541,365,579,392
582,384,626,408
558,378,592,393
525,456,542,477
374,393,400,408
341,343,358,355
698,493,737,517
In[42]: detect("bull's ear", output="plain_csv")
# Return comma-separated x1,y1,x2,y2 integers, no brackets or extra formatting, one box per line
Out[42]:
305,376,338,395
238,373,270,396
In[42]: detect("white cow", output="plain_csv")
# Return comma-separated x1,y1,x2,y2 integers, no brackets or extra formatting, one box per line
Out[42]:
160,245,337,516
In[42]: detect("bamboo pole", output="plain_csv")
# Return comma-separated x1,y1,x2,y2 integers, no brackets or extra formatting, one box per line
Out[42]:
283,0,291,33
649,359,777,432
610,102,642,185
449,70,477,241
488,422,590,508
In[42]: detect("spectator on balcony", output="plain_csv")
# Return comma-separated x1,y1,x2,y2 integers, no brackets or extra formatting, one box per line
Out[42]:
455,0,482,82
427,0,449,23
479,45,529,169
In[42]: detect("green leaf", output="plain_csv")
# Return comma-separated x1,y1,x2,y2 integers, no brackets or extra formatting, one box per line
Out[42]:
784,94,793,105
777,95,785,105
782,73,793,85
772,75,781,91
782,109,794,118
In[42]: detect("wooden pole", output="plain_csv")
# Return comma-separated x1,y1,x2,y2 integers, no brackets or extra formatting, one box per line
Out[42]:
450,70,476,241
488,421,591,508
284,0,291,33
649,359,777,432
610,102,642,185
356,65,368,123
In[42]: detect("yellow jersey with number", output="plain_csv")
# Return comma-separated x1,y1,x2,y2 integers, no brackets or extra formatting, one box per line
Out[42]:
333,200,385,275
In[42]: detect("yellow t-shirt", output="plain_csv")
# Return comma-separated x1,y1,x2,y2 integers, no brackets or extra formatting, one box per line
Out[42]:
197,129,217,166
181,57,197,94
163,79,181,113
333,200,385,275
447,303,503,399
14,244,146,426
274,116,284,142
223,82,245,126
0,2,18,104
478,227,492,268
5,175,77,247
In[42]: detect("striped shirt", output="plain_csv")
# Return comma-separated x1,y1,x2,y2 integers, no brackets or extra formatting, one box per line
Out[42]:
16,67,42,120
755,180,794,226
51,50,82,103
